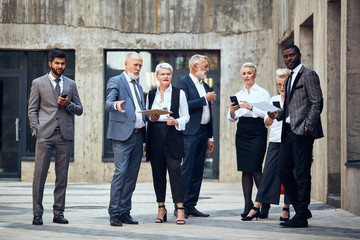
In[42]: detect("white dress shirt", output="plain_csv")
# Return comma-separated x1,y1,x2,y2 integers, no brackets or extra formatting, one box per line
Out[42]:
114,72,145,129
146,85,190,131
285,63,302,123
189,73,210,124
227,83,270,122
48,72,64,94
264,94,283,142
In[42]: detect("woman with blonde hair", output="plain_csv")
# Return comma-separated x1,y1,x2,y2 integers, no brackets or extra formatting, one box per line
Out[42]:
242,68,291,221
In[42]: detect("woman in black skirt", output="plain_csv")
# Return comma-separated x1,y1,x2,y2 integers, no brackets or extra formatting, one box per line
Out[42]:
242,68,291,221
146,62,189,224
228,62,270,218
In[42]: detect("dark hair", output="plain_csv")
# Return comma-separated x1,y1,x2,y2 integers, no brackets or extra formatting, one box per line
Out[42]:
283,44,300,54
48,48,67,62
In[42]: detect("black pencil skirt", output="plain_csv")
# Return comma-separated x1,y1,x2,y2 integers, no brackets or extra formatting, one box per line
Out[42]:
235,117,267,172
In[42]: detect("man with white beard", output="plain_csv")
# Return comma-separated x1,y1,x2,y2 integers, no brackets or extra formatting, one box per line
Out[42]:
105,52,146,226
175,54,216,218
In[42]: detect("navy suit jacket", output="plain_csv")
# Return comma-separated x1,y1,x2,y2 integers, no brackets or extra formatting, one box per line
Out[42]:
177,75,213,138
105,72,145,142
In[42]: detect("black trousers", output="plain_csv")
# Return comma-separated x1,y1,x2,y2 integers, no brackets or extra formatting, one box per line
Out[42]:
278,123,314,219
149,122,184,203
255,142,290,205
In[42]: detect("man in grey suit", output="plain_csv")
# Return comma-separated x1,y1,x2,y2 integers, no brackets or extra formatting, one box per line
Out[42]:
268,44,323,228
28,48,83,225
105,52,145,227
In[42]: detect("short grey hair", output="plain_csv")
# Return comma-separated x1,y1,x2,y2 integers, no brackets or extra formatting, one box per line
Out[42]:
155,62,173,75
189,54,207,70
241,62,257,73
275,68,290,78
126,52,142,61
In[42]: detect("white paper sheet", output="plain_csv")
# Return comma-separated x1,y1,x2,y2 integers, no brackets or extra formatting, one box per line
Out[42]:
250,101,280,112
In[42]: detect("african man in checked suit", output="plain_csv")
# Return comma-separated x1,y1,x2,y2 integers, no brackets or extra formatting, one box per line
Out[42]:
268,44,323,228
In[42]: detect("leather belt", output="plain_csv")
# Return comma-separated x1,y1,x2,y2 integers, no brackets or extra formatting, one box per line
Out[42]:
133,128,143,133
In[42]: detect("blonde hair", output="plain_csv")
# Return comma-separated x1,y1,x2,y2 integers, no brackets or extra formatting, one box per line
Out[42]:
276,68,290,78
241,62,257,73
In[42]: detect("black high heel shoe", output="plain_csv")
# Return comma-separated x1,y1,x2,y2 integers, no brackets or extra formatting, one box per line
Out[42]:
241,201,254,218
155,205,167,223
279,207,290,221
259,203,271,219
241,207,260,221
176,207,186,225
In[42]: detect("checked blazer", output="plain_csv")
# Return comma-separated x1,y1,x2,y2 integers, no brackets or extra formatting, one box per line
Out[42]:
277,65,323,140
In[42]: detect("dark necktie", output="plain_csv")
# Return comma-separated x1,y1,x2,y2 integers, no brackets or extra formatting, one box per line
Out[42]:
285,71,294,118
131,80,142,107
55,79,60,99
287,71,294,93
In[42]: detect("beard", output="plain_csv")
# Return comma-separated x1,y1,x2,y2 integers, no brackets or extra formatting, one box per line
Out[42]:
196,69,207,80
128,72,140,80
51,67,65,77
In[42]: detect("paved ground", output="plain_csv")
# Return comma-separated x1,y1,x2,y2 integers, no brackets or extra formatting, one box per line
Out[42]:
0,180,359,240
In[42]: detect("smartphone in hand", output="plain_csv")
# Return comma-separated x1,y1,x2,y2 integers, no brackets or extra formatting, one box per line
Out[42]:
230,96,239,105
61,94,68,98
273,101,280,108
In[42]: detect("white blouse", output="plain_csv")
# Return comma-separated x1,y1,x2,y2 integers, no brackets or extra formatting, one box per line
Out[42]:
227,83,270,122
146,85,190,131
264,94,283,143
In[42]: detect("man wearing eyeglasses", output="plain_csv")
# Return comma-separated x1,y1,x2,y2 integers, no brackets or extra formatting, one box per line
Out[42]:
268,44,323,228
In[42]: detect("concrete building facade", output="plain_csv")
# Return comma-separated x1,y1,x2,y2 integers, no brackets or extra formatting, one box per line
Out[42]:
0,0,359,215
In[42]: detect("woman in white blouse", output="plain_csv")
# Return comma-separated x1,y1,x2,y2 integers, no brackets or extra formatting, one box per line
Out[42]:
242,68,291,221
146,63,189,225
228,62,270,219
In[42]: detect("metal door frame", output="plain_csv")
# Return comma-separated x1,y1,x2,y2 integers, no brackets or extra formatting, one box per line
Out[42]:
0,71,25,178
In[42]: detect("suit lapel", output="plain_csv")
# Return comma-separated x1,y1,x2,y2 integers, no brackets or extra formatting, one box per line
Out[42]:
120,73,136,107
62,77,68,97
187,75,201,98
289,67,304,101
41,75,58,104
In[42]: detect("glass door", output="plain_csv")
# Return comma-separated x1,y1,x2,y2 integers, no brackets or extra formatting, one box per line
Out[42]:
0,74,21,177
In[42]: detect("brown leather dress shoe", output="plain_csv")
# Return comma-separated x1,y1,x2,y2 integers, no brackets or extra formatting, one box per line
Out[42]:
53,215,69,224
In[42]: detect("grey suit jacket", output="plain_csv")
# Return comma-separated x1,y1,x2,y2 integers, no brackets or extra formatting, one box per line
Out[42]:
277,65,323,139
28,74,83,140
105,72,145,142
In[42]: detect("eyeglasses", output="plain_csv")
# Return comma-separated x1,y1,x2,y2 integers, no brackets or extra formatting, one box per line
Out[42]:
276,83,285,88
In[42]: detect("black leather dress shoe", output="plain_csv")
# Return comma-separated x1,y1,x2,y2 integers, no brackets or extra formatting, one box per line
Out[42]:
110,215,122,227
53,215,69,224
185,207,210,217
280,217,308,228
304,209,312,219
32,215,43,225
120,213,138,224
